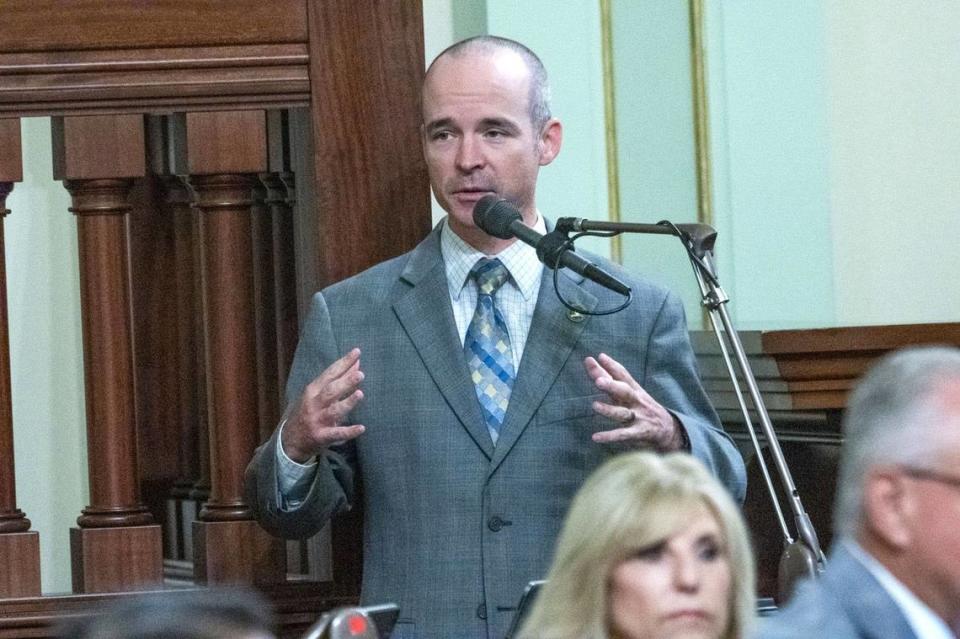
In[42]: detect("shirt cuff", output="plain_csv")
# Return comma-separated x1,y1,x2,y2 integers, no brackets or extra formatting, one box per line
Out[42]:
670,411,692,452
276,420,318,508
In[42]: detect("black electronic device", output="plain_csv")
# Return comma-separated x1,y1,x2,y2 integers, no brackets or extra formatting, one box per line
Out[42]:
300,603,399,639
504,580,546,639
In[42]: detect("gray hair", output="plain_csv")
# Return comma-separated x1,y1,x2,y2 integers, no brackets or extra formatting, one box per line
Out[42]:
834,345,960,537
425,35,553,131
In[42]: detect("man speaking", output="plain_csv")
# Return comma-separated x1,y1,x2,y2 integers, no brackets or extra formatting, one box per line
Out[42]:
246,35,745,639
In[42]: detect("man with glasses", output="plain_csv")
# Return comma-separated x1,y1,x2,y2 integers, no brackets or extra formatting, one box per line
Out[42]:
756,346,960,639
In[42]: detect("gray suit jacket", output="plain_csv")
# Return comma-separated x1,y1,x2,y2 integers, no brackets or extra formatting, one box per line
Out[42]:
754,542,919,639
246,224,745,639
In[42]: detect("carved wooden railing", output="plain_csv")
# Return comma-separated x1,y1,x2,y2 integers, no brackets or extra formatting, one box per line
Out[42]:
0,118,42,600
0,1,429,636
693,323,960,597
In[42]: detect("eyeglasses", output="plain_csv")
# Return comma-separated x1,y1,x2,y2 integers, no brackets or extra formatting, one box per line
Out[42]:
900,465,960,492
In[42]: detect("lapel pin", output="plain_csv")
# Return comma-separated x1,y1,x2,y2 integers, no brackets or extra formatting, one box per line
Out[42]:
567,309,585,322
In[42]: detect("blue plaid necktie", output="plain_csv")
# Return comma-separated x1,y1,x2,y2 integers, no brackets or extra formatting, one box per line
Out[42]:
464,258,515,444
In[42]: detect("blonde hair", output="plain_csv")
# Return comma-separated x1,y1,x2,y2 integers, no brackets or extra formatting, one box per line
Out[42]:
517,452,754,639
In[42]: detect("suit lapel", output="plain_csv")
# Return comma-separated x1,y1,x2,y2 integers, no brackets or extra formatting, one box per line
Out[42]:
393,230,494,460
487,268,598,475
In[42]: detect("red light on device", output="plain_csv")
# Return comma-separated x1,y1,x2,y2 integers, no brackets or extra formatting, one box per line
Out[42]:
347,614,368,636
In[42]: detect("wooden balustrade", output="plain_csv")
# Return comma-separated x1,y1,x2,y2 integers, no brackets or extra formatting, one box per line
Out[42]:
0,118,42,598
52,114,164,593
172,110,286,585
274,169,300,396
159,173,203,564
0,0,428,633
252,179,282,441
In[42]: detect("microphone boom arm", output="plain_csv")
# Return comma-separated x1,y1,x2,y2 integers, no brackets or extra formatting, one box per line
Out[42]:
556,217,828,599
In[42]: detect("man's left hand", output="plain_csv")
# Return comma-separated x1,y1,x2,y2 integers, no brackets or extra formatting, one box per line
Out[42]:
584,353,687,452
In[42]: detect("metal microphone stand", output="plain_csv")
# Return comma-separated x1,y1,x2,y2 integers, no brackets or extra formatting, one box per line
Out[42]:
556,217,827,601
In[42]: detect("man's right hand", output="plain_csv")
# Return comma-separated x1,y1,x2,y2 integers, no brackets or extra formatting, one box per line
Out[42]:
281,348,366,463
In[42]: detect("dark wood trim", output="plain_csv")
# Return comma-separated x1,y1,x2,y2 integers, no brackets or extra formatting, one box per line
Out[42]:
0,1,307,52
71,526,163,594
0,11,310,116
304,0,431,288
0,532,40,597
695,323,960,411
0,120,28,533
0,120,22,183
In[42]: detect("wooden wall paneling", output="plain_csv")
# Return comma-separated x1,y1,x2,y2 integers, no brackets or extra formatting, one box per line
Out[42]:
184,181,211,570
128,156,182,565
303,0,431,289
0,1,308,52
0,1,310,117
52,114,163,593
289,108,319,325
262,110,310,578
0,0,432,608
166,171,203,564
303,0,432,597
274,167,299,399
264,110,299,411
172,110,285,585
132,115,197,570
251,179,280,442
0,118,42,597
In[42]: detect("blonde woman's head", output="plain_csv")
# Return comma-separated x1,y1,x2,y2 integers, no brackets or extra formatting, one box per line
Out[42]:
518,452,754,639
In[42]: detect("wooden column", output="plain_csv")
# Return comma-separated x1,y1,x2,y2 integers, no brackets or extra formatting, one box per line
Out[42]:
0,118,42,597
251,180,280,441
173,110,284,585
51,114,163,593
274,169,299,396
162,173,203,563
263,109,298,415
185,184,212,565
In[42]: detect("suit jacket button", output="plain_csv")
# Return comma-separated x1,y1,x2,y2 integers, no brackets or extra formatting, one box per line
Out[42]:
476,603,487,619
487,516,504,532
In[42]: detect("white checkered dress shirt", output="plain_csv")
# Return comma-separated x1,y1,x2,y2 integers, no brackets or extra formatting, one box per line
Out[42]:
441,216,544,369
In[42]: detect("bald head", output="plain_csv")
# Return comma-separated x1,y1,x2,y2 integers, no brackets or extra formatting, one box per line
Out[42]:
424,36,552,132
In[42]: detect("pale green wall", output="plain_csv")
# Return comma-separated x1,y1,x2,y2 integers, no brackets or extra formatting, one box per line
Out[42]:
824,0,960,325
424,0,959,330
486,0,610,260
610,1,704,320
6,118,88,594
706,1,836,329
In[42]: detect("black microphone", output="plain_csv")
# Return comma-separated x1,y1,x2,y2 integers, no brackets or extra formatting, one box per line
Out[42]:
473,196,631,296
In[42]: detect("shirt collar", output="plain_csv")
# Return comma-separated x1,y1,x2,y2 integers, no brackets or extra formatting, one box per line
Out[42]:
440,214,545,301
844,539,955,639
